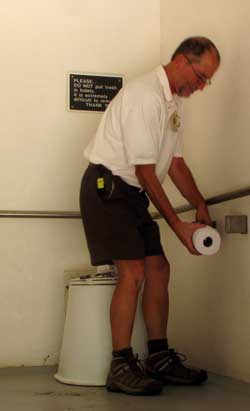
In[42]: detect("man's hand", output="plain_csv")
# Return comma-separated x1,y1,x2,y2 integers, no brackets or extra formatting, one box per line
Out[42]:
172,220,206,255
135,163,211,255
195,202,212,226
169,158,213,226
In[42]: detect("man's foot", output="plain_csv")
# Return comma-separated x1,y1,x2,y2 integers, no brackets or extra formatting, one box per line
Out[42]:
146,348,208,386
106,354,163,395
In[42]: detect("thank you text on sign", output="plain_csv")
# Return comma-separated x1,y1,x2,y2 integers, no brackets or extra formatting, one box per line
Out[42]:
69,73,123,112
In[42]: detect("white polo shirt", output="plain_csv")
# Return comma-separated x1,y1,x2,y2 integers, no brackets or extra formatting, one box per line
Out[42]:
84,65,184,188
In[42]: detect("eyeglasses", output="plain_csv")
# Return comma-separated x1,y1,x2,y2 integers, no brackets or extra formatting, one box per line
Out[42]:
184,55,212,86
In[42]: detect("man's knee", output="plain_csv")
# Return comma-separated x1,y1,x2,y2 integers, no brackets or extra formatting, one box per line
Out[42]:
115,259,145,292
121,270,145,292
134,271,145,290
145,255,170,285
156,259,170,285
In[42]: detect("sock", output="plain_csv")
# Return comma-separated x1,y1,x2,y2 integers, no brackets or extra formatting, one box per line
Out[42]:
112,347,133,359
148,338,168,355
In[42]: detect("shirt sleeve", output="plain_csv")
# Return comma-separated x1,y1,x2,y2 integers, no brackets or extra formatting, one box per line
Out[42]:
121,90,161,165
174,128,184,157
173,99,184,157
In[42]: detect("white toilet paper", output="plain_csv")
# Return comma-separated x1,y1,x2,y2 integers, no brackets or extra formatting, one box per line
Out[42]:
192,226,221,255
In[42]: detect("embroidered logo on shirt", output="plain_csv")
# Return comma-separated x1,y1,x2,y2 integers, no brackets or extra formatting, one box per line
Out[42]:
170,111,181,132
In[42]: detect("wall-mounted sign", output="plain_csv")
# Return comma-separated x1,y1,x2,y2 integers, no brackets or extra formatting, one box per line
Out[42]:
69,73,123,112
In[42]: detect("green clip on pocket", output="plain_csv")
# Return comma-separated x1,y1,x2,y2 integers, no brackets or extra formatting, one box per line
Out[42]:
97,177,104,189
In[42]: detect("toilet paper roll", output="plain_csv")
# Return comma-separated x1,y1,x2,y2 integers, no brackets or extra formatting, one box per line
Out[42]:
192,226,221,255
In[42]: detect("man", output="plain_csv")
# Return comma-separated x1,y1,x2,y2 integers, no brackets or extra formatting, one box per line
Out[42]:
80,36,220,395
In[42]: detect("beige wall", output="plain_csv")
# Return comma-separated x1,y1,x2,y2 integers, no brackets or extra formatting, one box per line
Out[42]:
0,0,249,383
159,197,250,383
0,0,160,211
0,219,89,366
160,0,250,205
160,0,250,382
0,0,160,366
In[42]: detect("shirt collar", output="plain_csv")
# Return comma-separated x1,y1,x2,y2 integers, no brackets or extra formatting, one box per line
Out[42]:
156,65,174,103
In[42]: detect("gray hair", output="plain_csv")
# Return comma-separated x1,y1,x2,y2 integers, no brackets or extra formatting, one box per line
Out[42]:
171,36,220,63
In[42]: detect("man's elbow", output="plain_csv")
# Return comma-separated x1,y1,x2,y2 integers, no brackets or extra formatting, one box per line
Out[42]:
135,164,156,185
169,157,186,177
135,164,155,176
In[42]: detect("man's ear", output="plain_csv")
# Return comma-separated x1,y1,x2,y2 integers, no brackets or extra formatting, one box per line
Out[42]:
173,54,187,68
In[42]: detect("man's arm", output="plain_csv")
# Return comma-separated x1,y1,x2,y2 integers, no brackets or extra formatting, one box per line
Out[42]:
168,157,212,225
135,164,204,255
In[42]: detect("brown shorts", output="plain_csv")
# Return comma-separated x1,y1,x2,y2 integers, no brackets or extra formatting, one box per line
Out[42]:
79,163,164,266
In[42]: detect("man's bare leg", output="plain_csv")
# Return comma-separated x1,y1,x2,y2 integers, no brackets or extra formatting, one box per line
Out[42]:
111,259,145,350
142,254,170,340
107,258,163,395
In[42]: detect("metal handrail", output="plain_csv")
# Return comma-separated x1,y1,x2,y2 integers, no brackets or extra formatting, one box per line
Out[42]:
0,187,249,219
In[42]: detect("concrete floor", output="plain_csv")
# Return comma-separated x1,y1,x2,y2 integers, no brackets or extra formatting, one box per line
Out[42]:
0,366,250,411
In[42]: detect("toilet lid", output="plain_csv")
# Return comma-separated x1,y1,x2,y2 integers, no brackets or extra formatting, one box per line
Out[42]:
70,274,118,286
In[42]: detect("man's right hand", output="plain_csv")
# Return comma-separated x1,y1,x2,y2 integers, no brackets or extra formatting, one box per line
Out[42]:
172,220,206,255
